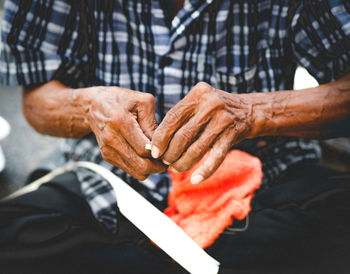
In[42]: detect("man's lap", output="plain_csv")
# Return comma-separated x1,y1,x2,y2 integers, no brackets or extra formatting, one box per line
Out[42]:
0,163,350,273
208,163,350,267
0,172,184,273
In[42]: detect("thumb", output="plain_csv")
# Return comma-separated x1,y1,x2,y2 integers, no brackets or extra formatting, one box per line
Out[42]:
138,93,158,140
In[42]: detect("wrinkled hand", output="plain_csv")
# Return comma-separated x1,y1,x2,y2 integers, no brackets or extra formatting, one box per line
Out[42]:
151,82,254,184
84,86,166,180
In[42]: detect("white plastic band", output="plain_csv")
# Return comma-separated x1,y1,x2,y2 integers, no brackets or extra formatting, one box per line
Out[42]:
2,161,220,274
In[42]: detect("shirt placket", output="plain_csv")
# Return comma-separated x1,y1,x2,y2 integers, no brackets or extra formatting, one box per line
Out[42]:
152,0,214,117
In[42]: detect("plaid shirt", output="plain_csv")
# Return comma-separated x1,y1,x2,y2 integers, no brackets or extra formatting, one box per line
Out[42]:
1,0,350,232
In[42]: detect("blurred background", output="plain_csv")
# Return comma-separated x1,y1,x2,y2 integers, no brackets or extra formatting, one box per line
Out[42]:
0,86,62,198
0,0,61,198
0,1,349,200
0,0,62,199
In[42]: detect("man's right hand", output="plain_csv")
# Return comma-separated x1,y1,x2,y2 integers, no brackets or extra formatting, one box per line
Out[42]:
83,86,166,180
23,81,166,181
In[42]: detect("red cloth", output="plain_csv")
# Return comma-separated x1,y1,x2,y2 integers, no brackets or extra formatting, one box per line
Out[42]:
164,150,262,249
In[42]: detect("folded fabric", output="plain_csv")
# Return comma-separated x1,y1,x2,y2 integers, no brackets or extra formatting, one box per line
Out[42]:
164,150,262,249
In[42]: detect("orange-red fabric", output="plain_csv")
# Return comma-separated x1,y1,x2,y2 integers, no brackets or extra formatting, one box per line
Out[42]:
164,150,262,249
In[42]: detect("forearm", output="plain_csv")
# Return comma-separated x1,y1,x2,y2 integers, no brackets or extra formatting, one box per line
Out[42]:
23,80,91,138
151,75,350,183
23,80,165,178
247,73,350,139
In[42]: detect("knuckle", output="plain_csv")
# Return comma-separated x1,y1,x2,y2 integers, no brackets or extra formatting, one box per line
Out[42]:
205,126,225,143
136,173,148,181
133,143,149,157
205,165,215,175
163,152,177,164
194,81,212,92
210,97,225,110
213,148,226,160
221,112,233,124
100,148,115,165
138,149,149,158
203,128,219,142
200,92,223,112
101,153,113,164
139,160,151,174
166,108,181,122
179,127,194,144
101,132,113,145
142,93,156,105
190,82,213,98
188,144,205,160
98,141,107,153
172,162,189,173
101,153,109,162
191,82,223,109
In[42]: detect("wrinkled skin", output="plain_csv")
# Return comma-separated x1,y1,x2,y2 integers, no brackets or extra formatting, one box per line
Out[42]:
86,86,166,180
23,82,166,181
151,74,350,184
151,82,254,184
23,72,350,183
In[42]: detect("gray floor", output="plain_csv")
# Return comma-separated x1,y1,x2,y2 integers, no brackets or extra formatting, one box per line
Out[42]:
0,86,61,198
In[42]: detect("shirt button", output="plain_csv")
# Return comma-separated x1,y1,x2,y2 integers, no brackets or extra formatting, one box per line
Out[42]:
159,56,173,68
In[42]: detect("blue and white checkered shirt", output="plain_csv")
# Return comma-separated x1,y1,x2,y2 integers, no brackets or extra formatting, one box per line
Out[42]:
1,0,350,232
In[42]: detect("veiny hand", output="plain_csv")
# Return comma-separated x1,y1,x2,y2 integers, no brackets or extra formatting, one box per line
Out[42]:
151,82,254,184
84,86,166,180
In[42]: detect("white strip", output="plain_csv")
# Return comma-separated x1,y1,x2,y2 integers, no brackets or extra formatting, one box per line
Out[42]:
0,146,5,173
2,161,220,274
0,116,10,140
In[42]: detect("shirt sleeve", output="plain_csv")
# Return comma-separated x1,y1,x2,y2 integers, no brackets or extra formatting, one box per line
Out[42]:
0,0,87,87
290,0,350,84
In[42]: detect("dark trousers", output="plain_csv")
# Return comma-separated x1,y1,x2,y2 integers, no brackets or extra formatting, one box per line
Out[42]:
0,163,350,274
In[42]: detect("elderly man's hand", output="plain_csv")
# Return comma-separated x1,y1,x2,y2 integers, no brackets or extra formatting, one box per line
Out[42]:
151,82,254,184
85,86,166,180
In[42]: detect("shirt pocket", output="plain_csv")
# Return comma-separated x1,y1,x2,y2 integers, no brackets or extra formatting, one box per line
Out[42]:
213,64,258,94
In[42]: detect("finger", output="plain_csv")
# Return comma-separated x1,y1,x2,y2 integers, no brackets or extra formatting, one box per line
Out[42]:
161,112,211,165
190,128,235,185
151,101,195,159
118,115,152,158
96,133,145,179
118,142,166,177
97,131,166,180
115,135,166,175
171,113,232,172
137,93,158,140
105,143,166,180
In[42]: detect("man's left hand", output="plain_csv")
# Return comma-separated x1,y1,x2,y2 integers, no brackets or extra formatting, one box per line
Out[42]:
151,82,255,184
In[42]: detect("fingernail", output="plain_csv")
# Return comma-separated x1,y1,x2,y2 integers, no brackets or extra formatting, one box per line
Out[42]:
151,146,160,158
191,174,203,185
163,160,170,165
